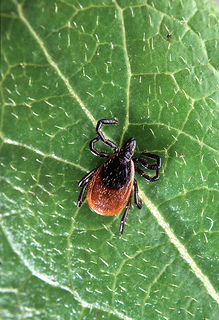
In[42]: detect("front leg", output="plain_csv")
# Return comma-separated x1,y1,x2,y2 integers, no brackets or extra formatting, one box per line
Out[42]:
133,152,161,170
141,152,162,169
90,137,111,157
135,167,160,182
133,152,161,182
96,119,119,151
90,119,119,157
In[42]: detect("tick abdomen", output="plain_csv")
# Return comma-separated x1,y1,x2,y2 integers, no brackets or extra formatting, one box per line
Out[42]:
87,155,135,216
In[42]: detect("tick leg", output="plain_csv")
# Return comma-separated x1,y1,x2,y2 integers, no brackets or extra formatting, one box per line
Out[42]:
96,119,119,150
119,191,133,236
135,167,160,182
133,152,161,182
90,119,119,157
78,168,97,187
77,181,89,207
77,167,97,206
134,179,142,209
133,153,161,170
141,152,162,169
90,137,111,157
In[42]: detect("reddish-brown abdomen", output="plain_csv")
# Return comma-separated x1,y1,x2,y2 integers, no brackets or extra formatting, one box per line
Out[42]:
87,156,134,216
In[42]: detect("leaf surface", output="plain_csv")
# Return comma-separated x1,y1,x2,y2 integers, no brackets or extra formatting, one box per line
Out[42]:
1,0,219,319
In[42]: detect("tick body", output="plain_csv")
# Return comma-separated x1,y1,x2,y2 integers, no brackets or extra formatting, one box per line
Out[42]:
88,150,135,216
77,119,161,235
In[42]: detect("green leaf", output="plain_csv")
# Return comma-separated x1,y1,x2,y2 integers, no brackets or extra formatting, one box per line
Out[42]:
1,0,219,319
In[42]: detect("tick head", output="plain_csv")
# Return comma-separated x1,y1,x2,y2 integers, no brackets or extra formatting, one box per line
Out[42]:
119,138,136,160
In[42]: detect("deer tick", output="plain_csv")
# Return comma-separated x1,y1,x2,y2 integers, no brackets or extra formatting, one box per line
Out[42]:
77,119,161,235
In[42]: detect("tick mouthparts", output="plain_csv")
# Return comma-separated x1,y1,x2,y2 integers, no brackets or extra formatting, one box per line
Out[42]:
119,138,136,160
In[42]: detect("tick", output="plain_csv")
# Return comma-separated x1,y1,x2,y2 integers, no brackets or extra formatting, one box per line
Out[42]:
77,119,162,235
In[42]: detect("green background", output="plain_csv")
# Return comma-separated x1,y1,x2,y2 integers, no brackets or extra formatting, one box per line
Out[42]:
1,0,219,319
